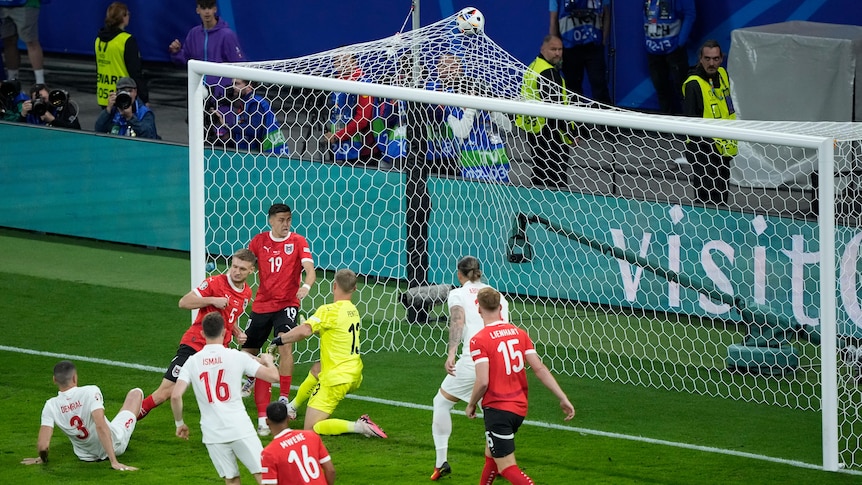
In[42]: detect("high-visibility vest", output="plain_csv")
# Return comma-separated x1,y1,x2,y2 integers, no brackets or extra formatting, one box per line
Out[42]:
95,32,131,107
516,56,568,134
683,67,738,156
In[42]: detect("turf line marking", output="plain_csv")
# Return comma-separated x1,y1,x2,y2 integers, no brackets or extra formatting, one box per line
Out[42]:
4,345,859,475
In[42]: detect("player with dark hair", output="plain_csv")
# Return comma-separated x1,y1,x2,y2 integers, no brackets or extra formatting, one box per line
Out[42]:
137,248,256,420
466,287,575,484
274,269,387,439
430,256,509,480
261,401,336,484
172,312,280,485
243,203,316,436
22,361,143,471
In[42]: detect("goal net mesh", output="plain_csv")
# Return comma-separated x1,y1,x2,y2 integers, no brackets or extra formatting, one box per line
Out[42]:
193,11,862,468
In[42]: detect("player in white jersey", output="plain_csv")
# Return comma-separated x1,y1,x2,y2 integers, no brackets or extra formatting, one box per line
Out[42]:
171,312,280,485
21,360,143,471
430,256,509,480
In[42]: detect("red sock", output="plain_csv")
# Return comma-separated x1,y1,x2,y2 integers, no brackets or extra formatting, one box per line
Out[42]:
480,456,498,485
500,464,534,485
137,395,157,420
254,378,272,417
279,375,292,399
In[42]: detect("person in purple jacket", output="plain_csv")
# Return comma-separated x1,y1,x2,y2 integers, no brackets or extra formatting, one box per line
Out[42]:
168,0,244,96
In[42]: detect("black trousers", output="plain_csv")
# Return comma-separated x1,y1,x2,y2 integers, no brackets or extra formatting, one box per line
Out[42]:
528,129,570,190
562,43,611,105
685,139,731,205
647,47,689,115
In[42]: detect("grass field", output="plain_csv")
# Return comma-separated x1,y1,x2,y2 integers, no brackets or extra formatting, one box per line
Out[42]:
2,228,861,484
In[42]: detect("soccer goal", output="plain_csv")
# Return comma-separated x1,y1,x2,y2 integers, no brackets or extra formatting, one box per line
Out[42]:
187,9,862,472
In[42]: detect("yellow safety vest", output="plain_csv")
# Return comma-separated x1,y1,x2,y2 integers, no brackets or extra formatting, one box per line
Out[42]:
683,67,738,156
95,32,131,107
516,56,568,134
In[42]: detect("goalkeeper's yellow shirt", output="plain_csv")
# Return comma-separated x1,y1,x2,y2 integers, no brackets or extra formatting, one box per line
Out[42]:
307,300,363,386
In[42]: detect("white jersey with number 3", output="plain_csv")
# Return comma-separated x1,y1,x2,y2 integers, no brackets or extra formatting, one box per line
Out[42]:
40,385,115,461
178,344,262,444
448,281,509,359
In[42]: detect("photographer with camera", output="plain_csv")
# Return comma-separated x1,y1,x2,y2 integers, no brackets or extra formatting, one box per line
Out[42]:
94,76,159,139
0,78,27,121
20,83,81,129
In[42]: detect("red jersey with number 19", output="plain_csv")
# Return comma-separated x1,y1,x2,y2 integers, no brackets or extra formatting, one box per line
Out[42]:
261,428,332,485
179,274,252,351
249,231,313,313
469,321,537,417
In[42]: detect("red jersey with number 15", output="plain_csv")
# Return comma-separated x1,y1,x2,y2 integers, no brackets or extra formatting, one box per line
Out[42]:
261,428,332,484
469,321,537,417
249,231,313,313
179,274,252,351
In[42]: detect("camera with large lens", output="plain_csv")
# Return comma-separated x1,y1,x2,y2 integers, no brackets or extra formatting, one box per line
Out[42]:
49,89,68,108
31,97,49,117
115,90,133,110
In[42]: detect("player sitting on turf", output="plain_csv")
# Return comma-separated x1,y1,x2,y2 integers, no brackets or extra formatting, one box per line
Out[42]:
273,268,387,438
22,360,143,471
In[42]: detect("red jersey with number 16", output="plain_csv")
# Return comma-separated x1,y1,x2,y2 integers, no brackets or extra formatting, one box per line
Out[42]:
469,321,537,417
249,231,313,313
179,274,252,351
261,428,332,484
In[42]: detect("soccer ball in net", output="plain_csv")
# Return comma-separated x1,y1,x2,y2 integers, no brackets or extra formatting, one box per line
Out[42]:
455,7,484,35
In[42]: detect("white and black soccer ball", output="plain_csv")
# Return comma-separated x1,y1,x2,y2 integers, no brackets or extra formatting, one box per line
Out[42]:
455,7,484,35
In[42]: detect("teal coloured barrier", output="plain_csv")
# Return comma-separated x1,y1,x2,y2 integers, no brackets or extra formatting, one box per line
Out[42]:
3,122,861,338
0,123,190,250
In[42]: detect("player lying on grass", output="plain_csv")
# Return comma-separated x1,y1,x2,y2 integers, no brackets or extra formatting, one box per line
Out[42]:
171,312,280,485
22,360,144,471
273,268,387,438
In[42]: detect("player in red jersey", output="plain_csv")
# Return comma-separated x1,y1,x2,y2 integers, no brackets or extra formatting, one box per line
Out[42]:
136,248,256,420
261,401,336,485
466,287,575,485
243,203,316,436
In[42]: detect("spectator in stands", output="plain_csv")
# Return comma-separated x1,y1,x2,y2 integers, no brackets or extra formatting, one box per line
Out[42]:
0,0,44,84
0,77,26,121
96,2,148,108
210,78,288,156
436,54,513,183
549,0,612,105
682,40,737,206
20,82,80,129
94,76,160,139
169,0,244,97
516,35,582,190
643,0,696,114
423,55,461,176
323,53,379,166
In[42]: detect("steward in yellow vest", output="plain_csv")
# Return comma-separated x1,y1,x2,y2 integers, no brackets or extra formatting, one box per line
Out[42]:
516,35,582,190
95,3,147,107
682,40,737,205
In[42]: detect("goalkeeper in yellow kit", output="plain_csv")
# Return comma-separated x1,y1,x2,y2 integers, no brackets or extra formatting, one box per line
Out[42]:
274,269,387,438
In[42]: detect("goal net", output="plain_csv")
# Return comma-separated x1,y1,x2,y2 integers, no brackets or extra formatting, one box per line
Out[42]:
187,10,862,471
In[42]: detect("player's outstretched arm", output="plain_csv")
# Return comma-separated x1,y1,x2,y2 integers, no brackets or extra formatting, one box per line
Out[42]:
526,353,575,421
178,290,227,310
466,361,489,419
446,305,466,374
92,407,137,471
273,322,313,346
255,353,280,383
170,380,191,440
21,425,54,465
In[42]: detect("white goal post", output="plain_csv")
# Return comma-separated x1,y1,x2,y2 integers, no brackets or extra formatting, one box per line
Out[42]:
186,12,862,472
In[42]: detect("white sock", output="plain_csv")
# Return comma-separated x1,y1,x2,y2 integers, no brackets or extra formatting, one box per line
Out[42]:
258,416,266,427
6,69,18,80
432,391,457,467
34,69,45,84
